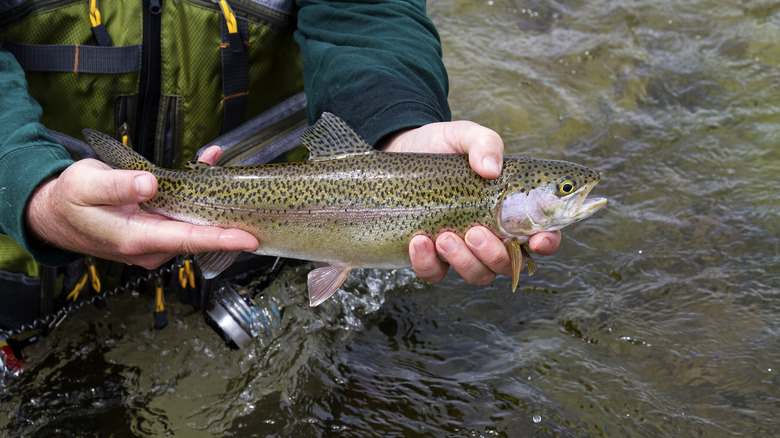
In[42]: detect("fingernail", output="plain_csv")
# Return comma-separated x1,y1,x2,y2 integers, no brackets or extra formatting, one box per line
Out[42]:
134,174,155,199
466,228,486,248
439,235,457,254
482,155,501,176
411,237,427,257
538,237,551,253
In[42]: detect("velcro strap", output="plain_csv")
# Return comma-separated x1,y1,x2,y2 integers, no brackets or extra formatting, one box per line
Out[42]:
2,40,142,74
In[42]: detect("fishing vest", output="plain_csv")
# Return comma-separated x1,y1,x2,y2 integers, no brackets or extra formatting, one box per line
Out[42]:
0,0,305,332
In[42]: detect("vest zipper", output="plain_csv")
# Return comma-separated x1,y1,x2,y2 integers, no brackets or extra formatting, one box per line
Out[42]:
189,0,290,31
135,0,163,162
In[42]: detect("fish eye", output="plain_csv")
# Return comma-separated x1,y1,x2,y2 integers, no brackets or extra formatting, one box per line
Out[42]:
557,179,577,195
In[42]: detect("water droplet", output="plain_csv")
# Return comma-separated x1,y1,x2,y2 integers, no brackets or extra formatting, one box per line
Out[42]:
533,414,542,423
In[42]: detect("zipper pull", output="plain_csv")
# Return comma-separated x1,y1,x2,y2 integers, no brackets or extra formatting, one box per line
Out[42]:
119,122,132,148
89,0,112,46
218,0,245,53
150,0,161,14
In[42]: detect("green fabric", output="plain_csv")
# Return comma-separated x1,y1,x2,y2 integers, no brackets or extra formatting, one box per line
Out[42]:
1,0,304,168
161,0,304,167
295,0,451,145
0,234,40,277
2,0,143,140
0,50,79,268
0,0,451,267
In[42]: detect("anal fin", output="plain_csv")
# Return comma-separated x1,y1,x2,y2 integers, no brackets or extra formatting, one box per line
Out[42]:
307,265,352,307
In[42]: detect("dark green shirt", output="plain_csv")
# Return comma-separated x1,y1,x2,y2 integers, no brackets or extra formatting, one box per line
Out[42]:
0,51,76,266
295,0,451,144
0,0,450,267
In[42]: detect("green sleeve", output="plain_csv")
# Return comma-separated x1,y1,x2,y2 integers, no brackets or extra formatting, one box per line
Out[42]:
294,0,451,145
0,49,80,267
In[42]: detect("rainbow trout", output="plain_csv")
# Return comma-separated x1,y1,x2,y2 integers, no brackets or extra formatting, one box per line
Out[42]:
84,113,607,306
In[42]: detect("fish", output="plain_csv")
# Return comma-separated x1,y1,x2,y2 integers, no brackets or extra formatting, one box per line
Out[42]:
84,113,607,306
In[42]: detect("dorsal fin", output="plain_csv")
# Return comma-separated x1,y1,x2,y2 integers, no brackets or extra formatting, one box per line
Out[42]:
300,112,374,162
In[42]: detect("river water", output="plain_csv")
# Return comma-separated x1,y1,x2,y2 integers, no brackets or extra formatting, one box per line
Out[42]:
2,0,779,436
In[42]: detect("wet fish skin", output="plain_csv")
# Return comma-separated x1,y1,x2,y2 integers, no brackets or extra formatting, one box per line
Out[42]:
84,113,606,306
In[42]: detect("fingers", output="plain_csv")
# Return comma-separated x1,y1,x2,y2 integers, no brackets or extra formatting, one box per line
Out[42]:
198,145,223,166
155,222,259,255
60,159,157,206
409,235,449,283
463,227,513,277
529,230,561,255
436,232,495,285
408,228,513,286
116,210,258,256
409,227,561,287
103,216,259,269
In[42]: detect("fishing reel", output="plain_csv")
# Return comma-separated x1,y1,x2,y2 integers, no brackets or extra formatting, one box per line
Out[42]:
204,283,268,349
201,255,284,349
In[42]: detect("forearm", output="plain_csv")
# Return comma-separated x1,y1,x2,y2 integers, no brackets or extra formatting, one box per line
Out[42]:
295,0,451,145
0,50,78,266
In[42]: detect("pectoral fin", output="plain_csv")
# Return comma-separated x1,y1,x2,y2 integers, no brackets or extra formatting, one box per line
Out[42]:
505,238,523,292
307,265,352,307
196,251,242,279
504,238,539,292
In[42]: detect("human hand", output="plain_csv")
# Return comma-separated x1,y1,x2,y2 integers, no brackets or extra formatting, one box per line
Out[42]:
380,121,562,286
25,151,258,269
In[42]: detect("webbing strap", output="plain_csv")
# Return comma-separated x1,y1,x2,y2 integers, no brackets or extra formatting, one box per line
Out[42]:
39,266,56,318
220,16,249,134
2,40,142,73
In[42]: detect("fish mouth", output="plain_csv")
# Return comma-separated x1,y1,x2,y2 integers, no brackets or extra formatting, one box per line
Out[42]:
565,181,608,221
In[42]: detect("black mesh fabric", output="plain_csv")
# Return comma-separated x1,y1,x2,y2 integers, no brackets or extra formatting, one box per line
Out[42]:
0,271,40,332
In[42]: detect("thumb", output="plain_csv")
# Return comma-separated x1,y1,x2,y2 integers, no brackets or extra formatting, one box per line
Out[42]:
62,159,158,206
452,122,505,180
